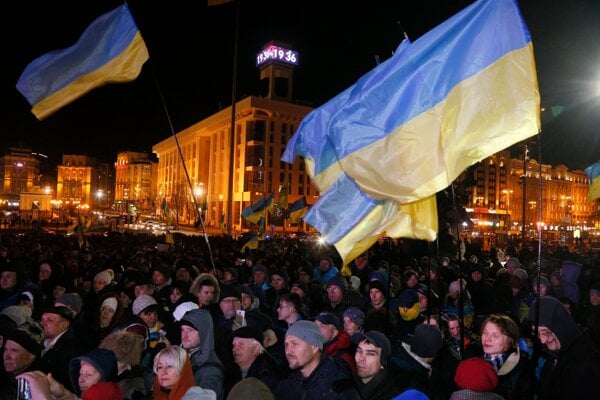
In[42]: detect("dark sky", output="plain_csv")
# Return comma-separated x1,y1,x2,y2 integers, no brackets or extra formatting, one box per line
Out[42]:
6,0,600,175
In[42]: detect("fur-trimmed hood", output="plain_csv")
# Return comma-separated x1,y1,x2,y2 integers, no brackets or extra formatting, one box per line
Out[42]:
189,273,220,305
99,330,144,369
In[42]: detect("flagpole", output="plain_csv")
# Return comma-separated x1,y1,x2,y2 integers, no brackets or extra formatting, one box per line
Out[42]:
226,0,240,237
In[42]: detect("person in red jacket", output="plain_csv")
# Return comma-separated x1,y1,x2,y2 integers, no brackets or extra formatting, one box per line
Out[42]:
314,311,356,373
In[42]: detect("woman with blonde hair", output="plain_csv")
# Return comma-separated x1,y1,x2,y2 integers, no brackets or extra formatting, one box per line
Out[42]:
153,346,215,400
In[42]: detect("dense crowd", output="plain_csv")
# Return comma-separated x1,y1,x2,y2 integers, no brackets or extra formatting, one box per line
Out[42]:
1,230,599,400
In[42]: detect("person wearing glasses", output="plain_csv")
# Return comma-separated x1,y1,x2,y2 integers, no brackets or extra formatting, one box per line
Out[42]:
527,296,600,399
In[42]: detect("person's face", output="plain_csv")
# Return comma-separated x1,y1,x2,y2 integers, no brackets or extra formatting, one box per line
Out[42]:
448,320,461,340
253,271,267,285
355,340,383,383
417,292,428,310
429,270,437,281
169,287,183,304
481,322,511,356
180,325,201,349
39,263,52,281
3,340,35,374
290,286,305,298
0,271,17,290
241,293,253,310
319,259,331,272
406,275,418,288
198,285,215,306
327,285,343,304
41,313,69,340
277,301,294,321
78,361,101,393
285,335,318,372
271,275,286,291
156,356,179,390
140,309,158,328
343,316,360,336
232,337,260,367
298,271,311,284
590,291,600,306
100,305,116,327
315,321,337,343
354,257,368,269
53,285,66,299
220,297,240,319
369,288,385,307
471,270,482,282
152,271,167,286
537,325,561,351
93,279,107,293
175,268,191,282
135,285,154,297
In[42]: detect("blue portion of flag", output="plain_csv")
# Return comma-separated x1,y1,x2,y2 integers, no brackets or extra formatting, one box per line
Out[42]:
242,192,274,223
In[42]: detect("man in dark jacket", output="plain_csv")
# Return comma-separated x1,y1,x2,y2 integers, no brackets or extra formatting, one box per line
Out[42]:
528,296,600,399
273,320,359,400
352,330,405,400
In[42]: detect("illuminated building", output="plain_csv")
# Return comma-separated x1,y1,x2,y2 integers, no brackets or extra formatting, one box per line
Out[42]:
152,42,316,230
56,155,97,208
114,151,157,213
0,147,40,198
465,149,598,246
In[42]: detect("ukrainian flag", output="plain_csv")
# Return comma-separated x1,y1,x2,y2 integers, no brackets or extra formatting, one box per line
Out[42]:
242,192,274,224
16,4,149,120
282,0,540,265
286,196,308,221
585,161,600,201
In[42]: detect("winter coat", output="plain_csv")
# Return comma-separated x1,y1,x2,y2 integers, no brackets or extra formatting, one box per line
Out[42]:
69,348,119,397
353,368,406,400
273,354,360,400
323,330,356,373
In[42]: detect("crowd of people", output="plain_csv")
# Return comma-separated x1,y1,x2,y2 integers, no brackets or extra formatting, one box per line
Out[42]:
0,229,599,399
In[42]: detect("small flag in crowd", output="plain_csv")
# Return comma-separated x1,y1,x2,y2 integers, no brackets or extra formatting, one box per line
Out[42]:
585,160,600,201
16,4,149,120
242,192,274,224
282,0,540,265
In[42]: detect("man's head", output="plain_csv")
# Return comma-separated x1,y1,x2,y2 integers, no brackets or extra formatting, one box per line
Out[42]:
368,280,387,307
319,257,333,273
446,314,461,340
41,306,73,340
354,254,368,270
3,328,42,374
0,269,18,291
353,331,391,384
252,265,268,285
342,307,365,336
326,276,347,306
277,293,301,323
219,285,241,319
270,268,289,292
314,312,340,343
589,284,600,306
231,327,263,370
285,321,323,377
407,324,443,362
180,309,214,352
152,265,172,287
198,279,217,307
528,296,581,353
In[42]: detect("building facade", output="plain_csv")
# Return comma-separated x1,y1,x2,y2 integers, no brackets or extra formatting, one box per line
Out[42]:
114,151,157,213
56,155,95,208
0,147,40,198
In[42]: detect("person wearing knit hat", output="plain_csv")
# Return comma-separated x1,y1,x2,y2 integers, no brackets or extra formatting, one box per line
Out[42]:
173,301,200,322
315,311,356,372
265,267,290,314
527,296,600,399
277,320,360,399
352,330,407,399
451,357,503,400
227,377,274,400
0,304,32,327
152,264,173,304
342,307,365,336
313,256,340,285
504,257,521,273
389,323,443,383
93,270,112,293
55,293,83,316
4,327,43,386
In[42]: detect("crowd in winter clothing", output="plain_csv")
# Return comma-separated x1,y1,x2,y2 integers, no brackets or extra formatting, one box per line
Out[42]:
1,230,600,399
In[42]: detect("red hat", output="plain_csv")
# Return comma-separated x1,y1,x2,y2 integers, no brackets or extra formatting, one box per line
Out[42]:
454,357,498,392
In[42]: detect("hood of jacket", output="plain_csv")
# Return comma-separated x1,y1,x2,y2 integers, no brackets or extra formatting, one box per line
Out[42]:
190,273,220,305
69,348,118,396
559,260,581,284
528,296,581,351
181,309,215,365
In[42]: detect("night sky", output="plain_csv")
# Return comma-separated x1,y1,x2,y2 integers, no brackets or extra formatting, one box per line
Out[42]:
6,0,600,176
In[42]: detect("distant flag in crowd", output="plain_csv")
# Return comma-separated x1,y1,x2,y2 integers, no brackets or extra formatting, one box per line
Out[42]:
286,196,308,222
242,192,274,224
279,175,289,209
16,4,149,120
282,0,540,265
241,235,259,251
585,160,600,201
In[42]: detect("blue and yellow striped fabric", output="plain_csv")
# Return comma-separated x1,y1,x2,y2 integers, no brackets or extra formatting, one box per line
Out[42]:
585,161,600,201
282,0,540,265
242,192,274,224
17,4,149,120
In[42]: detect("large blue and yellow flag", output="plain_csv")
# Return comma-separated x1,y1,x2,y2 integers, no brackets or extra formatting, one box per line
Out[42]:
242,192,274,224
16,4,149,120
286,196,308,221
282,0,540,265
585,160,600,201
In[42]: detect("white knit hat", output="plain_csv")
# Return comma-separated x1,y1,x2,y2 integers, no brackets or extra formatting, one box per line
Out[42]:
132,294,157,315
173,301,199,321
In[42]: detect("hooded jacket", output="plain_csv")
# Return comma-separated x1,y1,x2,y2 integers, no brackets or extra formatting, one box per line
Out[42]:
190,273,221,306
528,296,600,399
181,309,224,400
558,261,580,304
69,348,118,397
